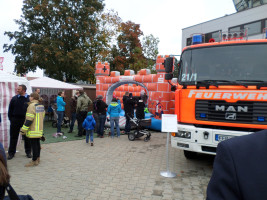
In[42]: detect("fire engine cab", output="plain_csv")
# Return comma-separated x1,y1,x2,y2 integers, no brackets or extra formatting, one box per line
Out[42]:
165,29,267,159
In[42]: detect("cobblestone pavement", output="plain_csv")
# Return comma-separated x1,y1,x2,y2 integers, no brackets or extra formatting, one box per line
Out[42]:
7,132,214,200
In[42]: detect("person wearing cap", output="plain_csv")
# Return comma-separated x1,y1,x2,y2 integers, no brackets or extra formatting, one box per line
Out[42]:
76,90,92,137
95,95,108,138
82,111,96,146
107,98,121,138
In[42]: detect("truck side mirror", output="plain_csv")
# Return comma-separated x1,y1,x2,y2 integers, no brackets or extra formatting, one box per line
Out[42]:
165,73,173,80
164,57,174,73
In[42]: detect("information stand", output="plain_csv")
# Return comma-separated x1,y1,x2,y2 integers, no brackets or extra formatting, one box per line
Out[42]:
160,114,178,178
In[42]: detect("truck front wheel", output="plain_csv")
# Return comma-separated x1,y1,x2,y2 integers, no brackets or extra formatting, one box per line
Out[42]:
184,150,197,159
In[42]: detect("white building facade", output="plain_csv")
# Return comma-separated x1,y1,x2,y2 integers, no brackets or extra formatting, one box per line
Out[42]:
182,3,267,48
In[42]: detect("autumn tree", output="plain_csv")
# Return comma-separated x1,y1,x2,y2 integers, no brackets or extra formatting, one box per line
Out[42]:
4,0,104,82
111,21,147,74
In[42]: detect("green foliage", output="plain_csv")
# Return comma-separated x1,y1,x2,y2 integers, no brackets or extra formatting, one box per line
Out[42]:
4,0,104,82
142,34,159,74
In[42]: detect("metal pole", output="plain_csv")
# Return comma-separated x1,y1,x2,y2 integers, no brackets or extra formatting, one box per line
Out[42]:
166,132,170,171
160,132,176,178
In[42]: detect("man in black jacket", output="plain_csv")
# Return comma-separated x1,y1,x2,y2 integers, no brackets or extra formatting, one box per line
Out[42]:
96,95,108,138
124,93,136,134
8,84,31,160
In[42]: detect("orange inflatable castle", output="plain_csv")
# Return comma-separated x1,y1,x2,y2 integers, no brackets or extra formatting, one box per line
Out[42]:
95,55,176,120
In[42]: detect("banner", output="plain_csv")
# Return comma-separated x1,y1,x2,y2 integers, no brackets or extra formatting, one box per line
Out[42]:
0,57,3,70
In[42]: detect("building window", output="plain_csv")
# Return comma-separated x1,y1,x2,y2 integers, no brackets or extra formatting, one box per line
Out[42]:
265,19,267,29
186,38,192,46
229,26,241,33
205,31,220,42
244,21,261,35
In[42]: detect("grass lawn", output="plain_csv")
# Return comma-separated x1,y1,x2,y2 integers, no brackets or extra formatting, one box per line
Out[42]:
42,121,99,144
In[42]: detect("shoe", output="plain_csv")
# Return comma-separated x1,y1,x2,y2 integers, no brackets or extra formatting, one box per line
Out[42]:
57,132,63,136
37,157,40,164
100,136,104,138
25,160,39,167
75,135,82,137
91,143,94,146
26,154,32,158
53,133,58,138
68,130,72,133
7,154,14,160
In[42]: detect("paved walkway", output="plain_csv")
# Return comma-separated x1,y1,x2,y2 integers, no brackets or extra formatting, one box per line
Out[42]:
7,133,214,200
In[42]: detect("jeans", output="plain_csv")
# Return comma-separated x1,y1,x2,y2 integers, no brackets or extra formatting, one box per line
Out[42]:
125,117,131,133
110,117,120,137
57,111,64,133
8,118,31,156
30,138,40,161
69,112,76,131
93,113,99,133
77,111,87,136
98,114,106,136
86,129,94,143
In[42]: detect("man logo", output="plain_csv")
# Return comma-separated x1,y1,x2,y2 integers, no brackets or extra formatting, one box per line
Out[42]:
225,113,236,120
215,105,248,113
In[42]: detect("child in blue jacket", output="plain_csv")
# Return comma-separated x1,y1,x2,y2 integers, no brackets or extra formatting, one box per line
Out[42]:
82,111,96,146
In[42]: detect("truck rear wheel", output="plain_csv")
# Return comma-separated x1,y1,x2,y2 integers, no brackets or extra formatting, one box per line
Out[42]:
184,150,197,159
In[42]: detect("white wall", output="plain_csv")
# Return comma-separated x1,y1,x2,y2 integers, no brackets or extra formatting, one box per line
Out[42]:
182,4,267,48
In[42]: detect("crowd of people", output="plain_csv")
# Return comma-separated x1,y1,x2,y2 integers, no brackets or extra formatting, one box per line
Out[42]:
3,85,267,199
2,86,148,169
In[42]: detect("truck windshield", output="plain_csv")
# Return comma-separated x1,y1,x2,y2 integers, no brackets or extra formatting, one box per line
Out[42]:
178,44,267,85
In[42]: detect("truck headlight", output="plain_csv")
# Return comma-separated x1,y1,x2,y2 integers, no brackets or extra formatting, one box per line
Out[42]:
177,130,191,139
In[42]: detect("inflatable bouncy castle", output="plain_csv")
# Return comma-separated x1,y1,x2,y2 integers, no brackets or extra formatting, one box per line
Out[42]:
95,55,176,131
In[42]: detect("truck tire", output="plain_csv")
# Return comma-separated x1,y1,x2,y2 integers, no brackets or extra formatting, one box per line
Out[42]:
184,150,197,159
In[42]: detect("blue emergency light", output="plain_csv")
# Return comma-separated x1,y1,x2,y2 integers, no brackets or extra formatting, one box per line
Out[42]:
192,34,202,44
257,116,265,122
200,113,206,118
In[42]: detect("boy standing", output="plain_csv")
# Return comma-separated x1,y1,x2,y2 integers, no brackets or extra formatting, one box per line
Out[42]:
82,111,96,146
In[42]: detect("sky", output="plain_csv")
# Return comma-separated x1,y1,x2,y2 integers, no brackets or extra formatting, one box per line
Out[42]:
0,0,236,75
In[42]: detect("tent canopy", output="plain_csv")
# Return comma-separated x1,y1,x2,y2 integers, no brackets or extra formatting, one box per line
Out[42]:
0,71,32,148
0,71,29,83
29,77,82,90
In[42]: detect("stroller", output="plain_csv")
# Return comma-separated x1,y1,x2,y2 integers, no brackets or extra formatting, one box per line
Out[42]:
51,106,70,128
128,116,151,142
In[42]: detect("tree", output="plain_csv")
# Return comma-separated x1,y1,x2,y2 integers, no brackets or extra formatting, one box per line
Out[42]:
4,0,104,82
82,9,122,82
112,21,147,74
142,34,159,73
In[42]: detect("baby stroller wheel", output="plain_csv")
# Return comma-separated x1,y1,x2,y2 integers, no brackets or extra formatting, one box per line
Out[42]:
52,121,57,128
144,137,149,142
128,132,135,141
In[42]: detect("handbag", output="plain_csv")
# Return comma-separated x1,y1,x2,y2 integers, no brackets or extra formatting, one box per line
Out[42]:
4,184,34,200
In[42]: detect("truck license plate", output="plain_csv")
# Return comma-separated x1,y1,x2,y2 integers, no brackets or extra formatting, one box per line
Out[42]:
215,134,234,142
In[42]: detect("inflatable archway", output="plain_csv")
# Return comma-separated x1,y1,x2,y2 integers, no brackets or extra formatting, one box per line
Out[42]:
105,80,149,105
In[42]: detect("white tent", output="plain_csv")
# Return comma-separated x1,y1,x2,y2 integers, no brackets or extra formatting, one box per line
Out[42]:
29,77,82,90
0,71,32,148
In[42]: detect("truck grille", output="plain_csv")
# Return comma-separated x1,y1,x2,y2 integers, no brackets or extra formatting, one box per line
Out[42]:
195,100,267,125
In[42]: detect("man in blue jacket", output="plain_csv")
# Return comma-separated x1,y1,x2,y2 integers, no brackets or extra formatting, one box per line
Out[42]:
206,129,267,200
56,91,66,134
